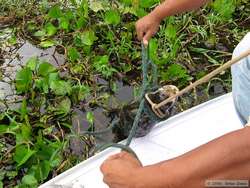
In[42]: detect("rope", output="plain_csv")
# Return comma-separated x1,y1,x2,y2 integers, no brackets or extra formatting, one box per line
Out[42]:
82,46,250,158
89,43,158,158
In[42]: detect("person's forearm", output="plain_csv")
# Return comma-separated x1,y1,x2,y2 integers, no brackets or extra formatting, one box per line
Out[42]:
134,127,250,188
150,0,209,21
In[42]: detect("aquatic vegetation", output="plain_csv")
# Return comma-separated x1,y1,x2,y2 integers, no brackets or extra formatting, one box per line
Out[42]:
0,0,249,187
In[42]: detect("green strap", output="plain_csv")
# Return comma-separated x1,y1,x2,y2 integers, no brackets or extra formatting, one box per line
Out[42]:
93,43,159,158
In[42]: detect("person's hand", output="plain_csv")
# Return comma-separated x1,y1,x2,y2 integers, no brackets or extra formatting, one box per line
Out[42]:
135,13,161,46
100,151,143,188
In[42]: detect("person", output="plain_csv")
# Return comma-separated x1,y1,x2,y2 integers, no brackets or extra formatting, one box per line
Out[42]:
100,0,250,187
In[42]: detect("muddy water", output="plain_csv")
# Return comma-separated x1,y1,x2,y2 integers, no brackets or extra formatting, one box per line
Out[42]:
0,40,230,156
0,40,135,155
0,41,65,109
70,84,134,156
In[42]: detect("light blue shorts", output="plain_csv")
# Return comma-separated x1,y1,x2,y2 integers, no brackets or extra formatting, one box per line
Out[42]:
231,32,250,125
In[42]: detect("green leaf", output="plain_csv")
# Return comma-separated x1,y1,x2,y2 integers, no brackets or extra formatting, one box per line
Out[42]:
149,39,159,64
21,124,31,141
74,30,97,46
86,111,94,125
50,80,72,96
0,123,19,135
48,72,59,85
15,67,33,93
26,57,39,71
6,171,18,179
37,62,57,77
72,84,90,102
67,47,80,62
40,40,56,48
93,55,117,78
165,24,177,41
35,78,49,93
29,161,51,182
76,17,87,29
139,0,158,8
22,175,38,186
33,30,46,37
212,0,236,20
56,97,71,114
161,64,189,83
121,0,132,6
14,145,36,167
104,10,121,25
20,99,28,120
59,17,69,30
45,23,57,36
48,5,62,19
0,181,2,188
8,35,17,45
89,0,105,12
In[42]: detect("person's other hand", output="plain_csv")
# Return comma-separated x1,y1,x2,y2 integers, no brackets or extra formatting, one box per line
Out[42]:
135,14,161,46
100,151,143,188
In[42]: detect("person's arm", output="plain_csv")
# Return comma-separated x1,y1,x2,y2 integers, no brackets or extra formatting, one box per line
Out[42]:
101,127,250,188
136,0,209,44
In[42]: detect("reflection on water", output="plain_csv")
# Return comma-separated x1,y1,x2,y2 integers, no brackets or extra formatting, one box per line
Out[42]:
0,41,65,109
0,40,135,155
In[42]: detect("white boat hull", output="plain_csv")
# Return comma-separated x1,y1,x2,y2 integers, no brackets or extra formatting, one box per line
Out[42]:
40,93,244,188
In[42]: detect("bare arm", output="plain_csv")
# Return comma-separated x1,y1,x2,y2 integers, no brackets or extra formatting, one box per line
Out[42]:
134,126,250,188
151,0,209,21
136,0,209,44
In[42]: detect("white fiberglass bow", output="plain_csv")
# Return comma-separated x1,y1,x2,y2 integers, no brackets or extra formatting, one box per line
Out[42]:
40,93,244,188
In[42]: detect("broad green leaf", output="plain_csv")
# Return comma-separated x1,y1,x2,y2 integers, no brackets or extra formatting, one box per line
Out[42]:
33,30,46,37
76,17,87,29
67,47,80,62
86,111,94,125
104,10,121,25
89,1,105,12
15,124,32,144
6,171,18,179
14,145,36,167
50,80,72,96
22,175,38,186
139,0,158,8
29,161,51,181
161,64,189,83
8,35,17,45
0,124,19,134
48,5,62,19
165,24,177,41
45,23,57,36
35,72,59,93
48,72,59,85
74,30,97,46
121,0,132,6
149,39,159,64
0,181,2,188
35,78,49,93
40,40,56,48
26,57,39,71
0,171,4,181
56,97,71,114
21,124,31,141
93,55,117,78
72,85,90,102
20,99,28,120
37,62,57,76
213,0,236,20
59,17,69,30
15,67,33,93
